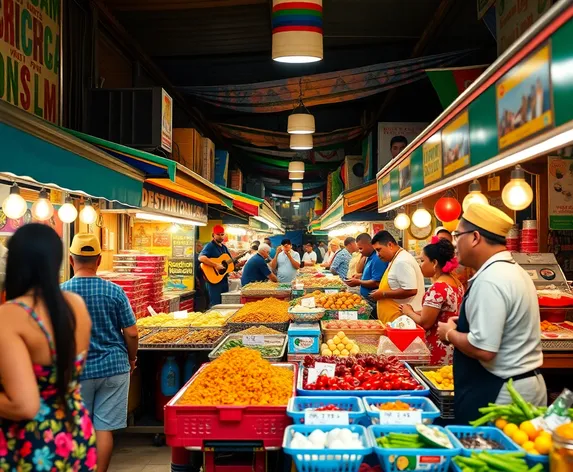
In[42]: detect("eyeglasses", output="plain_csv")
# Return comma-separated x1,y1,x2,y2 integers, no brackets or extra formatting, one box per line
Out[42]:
451,230,474,241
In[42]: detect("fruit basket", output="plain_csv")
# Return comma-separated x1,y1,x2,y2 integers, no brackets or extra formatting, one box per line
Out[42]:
283,424,373,472
363,396,440,425
287,396,366,425
415,366,455,420
165,362,297,448
445,426,521,456
288,306,326,323
369,424,462,472
321,319,385,345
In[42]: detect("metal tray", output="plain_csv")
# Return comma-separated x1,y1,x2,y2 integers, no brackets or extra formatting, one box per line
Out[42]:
414,366,455,397
139,328,228,350
209,333,288,362
541,339,573,351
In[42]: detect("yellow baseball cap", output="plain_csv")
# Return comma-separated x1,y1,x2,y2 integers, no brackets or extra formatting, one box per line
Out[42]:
462,203,514,238
70,233,102,256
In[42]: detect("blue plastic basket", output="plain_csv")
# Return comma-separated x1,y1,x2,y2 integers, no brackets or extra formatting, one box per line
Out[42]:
363,396,440,425
283,424,373,472
287,396,367,424
450,452,543,472
297,362,430,397
446,426,521,456
526,452,549,470
368,425,462,472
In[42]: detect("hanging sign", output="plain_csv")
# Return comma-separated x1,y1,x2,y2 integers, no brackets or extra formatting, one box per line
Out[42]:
496,0,551,54
442,110,470,177
380,175,391,206
161,89,173,153
548,156,573,230
141,183,207,223
0,0,61,124
422,132,443,185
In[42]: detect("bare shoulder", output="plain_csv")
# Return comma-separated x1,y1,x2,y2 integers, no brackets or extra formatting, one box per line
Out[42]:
0,302,24,324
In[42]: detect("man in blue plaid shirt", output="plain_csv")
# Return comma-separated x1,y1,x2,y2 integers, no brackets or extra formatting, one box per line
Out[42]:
62,234,138,472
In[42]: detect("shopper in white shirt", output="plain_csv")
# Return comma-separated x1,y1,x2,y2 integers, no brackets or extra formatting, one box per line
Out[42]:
437,203,545,424
370,231,425,323
270,238,301,283
302,242,318,266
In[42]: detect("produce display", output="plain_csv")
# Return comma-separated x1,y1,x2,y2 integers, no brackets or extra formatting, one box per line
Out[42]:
136,311,230,328
179,329,225,345
540,320,559,331
231,298,290,323
376,425,454,449
370,400,413,412
321,330,360,356
300,291,366,310
302,355,424,391
176,347,293,405
138,328,154,338
215,339,283,358
420,365,454,390
237,326,283,335
323,319,383,330
453,452,544,472
288,427,366,450
289,305,325,314
458,435,505,450
241,281,282,291
294,275,345,288
140,329,189,344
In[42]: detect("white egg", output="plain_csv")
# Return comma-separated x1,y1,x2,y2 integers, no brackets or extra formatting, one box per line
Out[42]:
352,433,359,441
290,437,305,449
308,429,327,447
293,432,306,442
337,428,353,444
328,439,344,450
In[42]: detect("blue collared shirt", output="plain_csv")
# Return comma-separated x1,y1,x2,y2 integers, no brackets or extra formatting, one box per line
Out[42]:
241,254,272,285
61,277,136,380
361,252,388,298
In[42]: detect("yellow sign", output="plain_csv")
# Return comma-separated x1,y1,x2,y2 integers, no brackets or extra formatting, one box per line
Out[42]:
0,1,61,124
442,110,470,177
380,175,391,206
399,157,411,198
422,133,442,185
496,44,553,150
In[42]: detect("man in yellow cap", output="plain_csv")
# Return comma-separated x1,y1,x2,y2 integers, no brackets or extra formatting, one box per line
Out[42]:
437,203,545,424
62,234,139,472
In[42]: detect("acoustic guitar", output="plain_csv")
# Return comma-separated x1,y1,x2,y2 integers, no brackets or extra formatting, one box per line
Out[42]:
200,252,248,285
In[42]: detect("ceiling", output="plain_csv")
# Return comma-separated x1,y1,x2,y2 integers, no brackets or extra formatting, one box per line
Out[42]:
101,0,496,190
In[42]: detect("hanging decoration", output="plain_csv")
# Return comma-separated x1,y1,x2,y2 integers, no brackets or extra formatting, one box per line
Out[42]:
442,219,459,232
502,165,534,211
462,180,488,212
290,134,313,150
434,196,462,222
272,0,323,64
2,183,27,219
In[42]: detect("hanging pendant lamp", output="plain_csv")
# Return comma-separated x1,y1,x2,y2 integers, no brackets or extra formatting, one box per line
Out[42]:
462,180,489,212
288,78,315,134
272,0,323,64
293,191,303,199
292,182,303,191
290,134,313,150
288,160,305,173
289,172,304,181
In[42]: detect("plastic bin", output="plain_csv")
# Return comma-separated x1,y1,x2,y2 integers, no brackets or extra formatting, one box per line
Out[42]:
369,424,462,472
287,396,366,424
446,426,521,455
363,396,440,424
283,424,373,472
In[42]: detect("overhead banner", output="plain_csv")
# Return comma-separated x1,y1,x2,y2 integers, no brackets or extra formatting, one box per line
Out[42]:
0,0,61,124
141,183,207,223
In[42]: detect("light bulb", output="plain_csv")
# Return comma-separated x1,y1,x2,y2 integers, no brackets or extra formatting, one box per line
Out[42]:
412,208,432,228
394,211,411,230
80,200,98,225
462,180,488,212
2,183,27,219
57,196,78,223
31,189,54,221
502,166,533,210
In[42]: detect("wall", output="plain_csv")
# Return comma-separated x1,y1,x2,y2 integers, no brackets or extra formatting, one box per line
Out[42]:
97,34,133,88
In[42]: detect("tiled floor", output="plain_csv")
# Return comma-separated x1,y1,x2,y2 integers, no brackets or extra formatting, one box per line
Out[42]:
108,435,172,472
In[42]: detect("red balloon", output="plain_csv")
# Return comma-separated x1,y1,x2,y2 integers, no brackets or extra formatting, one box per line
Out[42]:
434,197,462,222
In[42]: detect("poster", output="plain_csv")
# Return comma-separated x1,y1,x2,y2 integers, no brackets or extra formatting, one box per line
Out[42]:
0,0,61,124
496,0,551,54
377,122,427,171
161,89,173,153
172,233,195,258
496,44,553,151
381,175,391,206
442,110,470,177
423,132,443,185
548,157,573,230
399,157,411,198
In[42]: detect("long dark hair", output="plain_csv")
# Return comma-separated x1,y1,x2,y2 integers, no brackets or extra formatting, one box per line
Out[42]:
423,238,456,269
5,224,76,414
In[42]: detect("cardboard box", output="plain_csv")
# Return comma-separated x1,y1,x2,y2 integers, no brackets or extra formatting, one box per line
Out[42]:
201,137,215,181
230,169,243,192
173,128,202,174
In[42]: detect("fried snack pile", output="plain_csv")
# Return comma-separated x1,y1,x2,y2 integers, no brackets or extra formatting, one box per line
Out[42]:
232,298,290,323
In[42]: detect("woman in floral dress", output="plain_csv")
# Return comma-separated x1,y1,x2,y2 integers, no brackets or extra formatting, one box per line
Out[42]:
0,224,97,471
400,237,464,365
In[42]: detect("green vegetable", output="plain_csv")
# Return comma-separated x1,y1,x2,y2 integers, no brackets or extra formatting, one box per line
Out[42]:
507,379,534,420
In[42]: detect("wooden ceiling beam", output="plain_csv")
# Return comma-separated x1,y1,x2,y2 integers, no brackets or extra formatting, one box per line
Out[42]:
104,0,266,11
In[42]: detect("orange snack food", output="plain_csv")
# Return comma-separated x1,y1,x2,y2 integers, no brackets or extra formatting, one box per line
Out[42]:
540,320,559,331
232,298,290,323
378,400,412,411
176,348,293,406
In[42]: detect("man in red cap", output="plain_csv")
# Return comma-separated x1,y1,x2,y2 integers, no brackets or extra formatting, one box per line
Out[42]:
198,224,231,307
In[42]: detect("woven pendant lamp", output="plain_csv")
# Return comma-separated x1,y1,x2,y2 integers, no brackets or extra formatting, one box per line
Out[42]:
290,134,313,150
272,0,323,63
289,172,304,181
288,161,305,173
292,182,303,191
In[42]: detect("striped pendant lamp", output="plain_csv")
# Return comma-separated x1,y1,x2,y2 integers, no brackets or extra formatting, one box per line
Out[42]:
272,0,323,63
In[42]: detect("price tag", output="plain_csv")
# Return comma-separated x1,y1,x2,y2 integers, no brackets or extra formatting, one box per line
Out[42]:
242,335,265,346
301,297,316,308
379,410,422,425
295,283,304,290
305,410,349,425
314,362,336,377
173,310,188,319
325,289,339,294
339,311,358,320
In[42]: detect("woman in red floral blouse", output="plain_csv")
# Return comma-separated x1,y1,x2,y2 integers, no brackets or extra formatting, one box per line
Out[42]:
400,237,464,365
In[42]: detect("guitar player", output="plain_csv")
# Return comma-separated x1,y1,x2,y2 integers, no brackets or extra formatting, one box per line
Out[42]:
198,225,231,307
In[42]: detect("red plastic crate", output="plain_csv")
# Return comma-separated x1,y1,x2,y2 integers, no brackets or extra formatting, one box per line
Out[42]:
164,362,297,448
386,325,426,351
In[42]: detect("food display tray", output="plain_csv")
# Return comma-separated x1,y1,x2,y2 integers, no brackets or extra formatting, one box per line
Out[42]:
139,328,229,350
415,366,455,419
286,396,367,424
164,362,297,449
363,396,440,424
225,308,291,333
321,320,385,345
445,426,521,456
208,333,288,361
297,362,430,397
240,289,292,298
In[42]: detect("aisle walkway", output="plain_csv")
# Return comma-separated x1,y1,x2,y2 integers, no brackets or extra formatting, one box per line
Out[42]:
109,435,171,472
